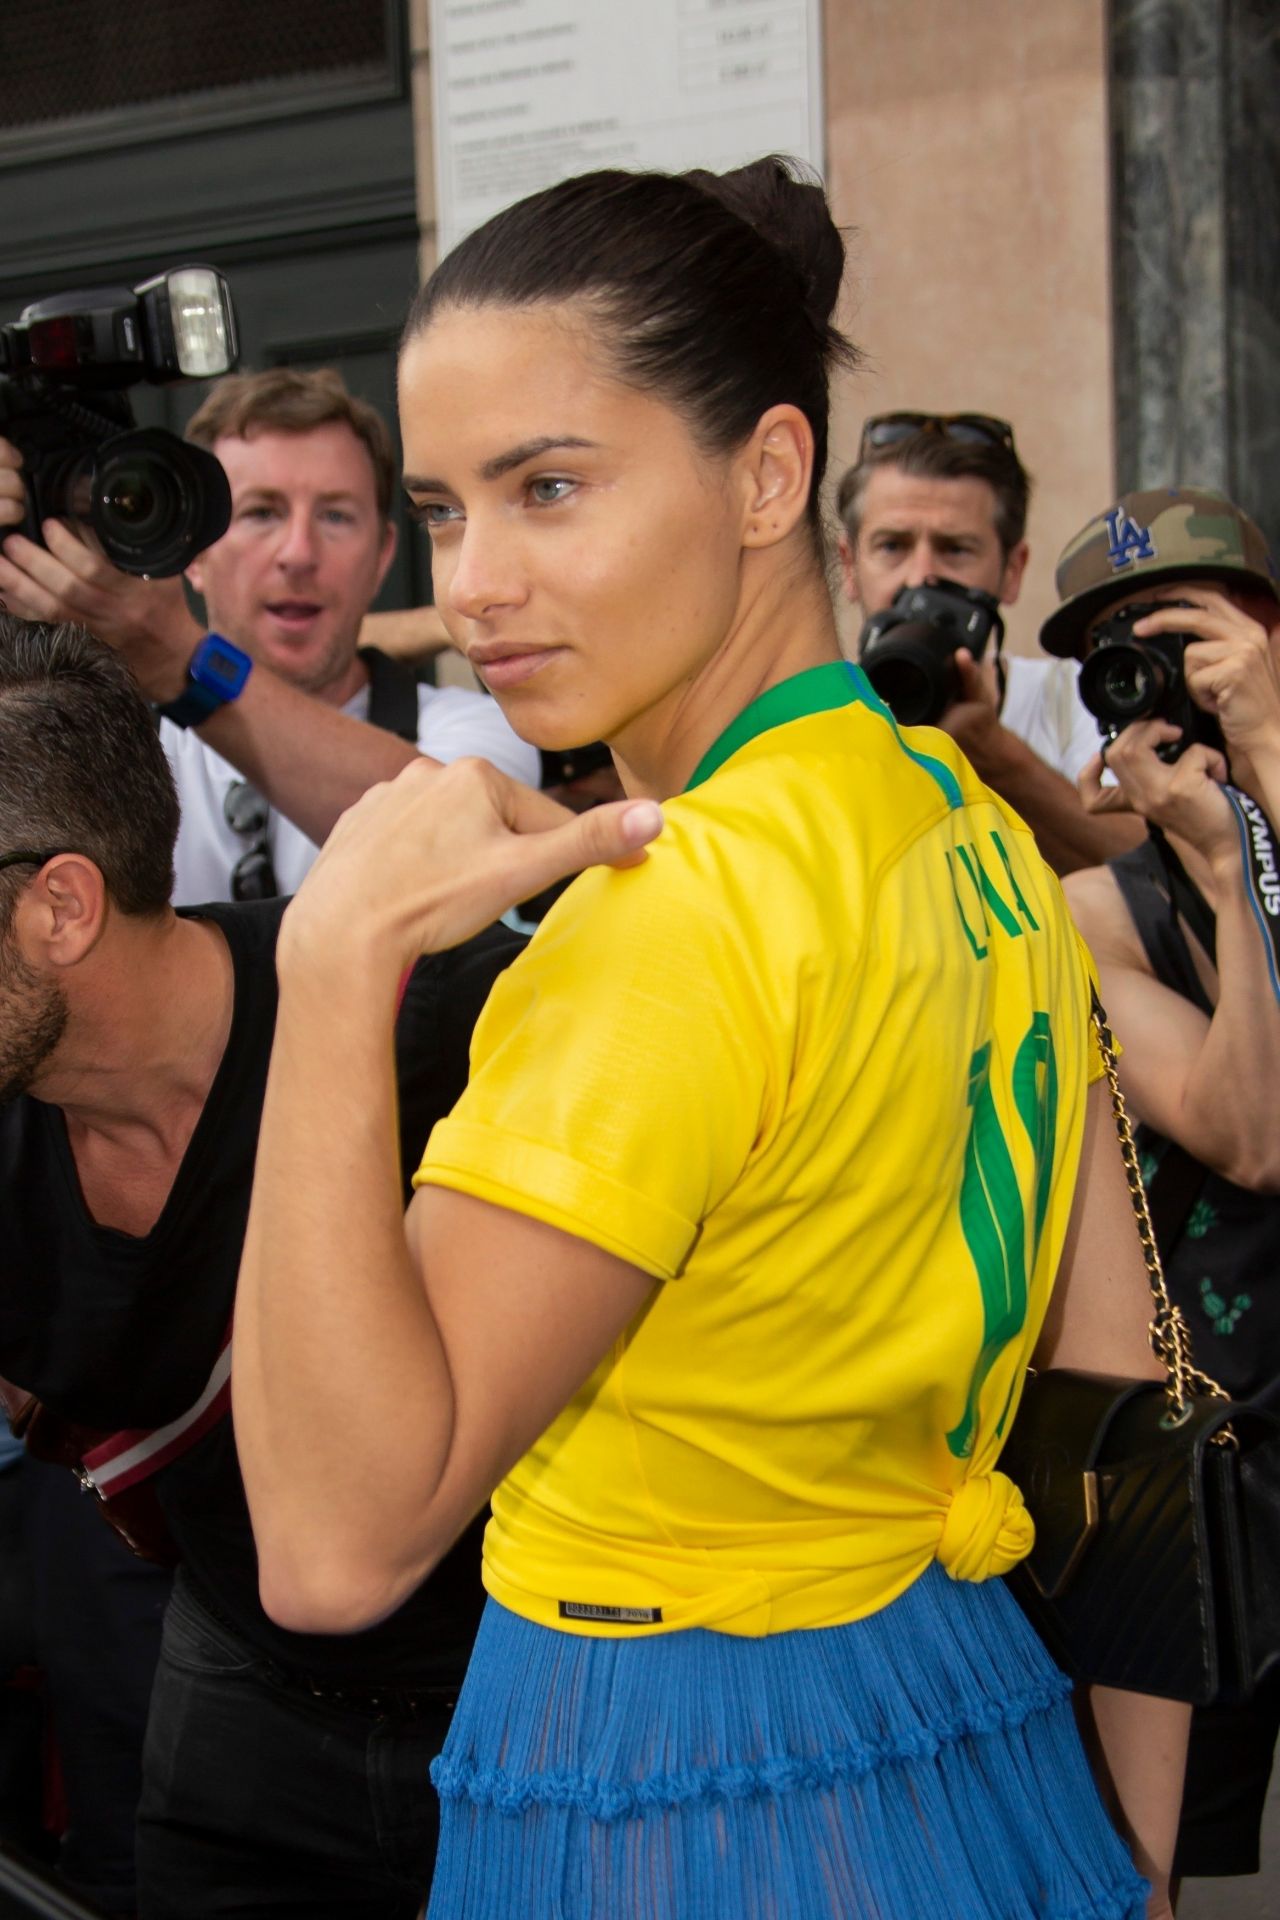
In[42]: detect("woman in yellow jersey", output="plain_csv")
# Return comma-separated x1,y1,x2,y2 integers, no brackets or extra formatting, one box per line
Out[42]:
233,161,1185,1919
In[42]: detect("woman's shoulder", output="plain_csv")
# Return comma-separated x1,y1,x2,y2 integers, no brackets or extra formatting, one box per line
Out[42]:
672,706,967,887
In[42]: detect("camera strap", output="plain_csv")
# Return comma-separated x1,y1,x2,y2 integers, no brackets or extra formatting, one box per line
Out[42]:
1222,786,1280,1007
1148,831,1217,981
360,646,421,744
77,1324,233,1499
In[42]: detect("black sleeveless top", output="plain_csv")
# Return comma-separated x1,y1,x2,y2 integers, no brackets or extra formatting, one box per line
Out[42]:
1110,837,1280,1404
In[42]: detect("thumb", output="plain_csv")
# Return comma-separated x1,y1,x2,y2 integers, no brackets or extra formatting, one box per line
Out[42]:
577,797,666,864
495,797,665,902
1078,751,1133,814
952,648,996,709
1182,743,1230,786
1077,750,1104,805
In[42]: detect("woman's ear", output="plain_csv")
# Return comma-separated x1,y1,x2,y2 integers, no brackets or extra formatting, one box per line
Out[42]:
739,405,814,550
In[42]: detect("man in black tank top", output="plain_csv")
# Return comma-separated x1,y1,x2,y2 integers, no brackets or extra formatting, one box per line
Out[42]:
1044,488,1280,1883
0,622,523,1917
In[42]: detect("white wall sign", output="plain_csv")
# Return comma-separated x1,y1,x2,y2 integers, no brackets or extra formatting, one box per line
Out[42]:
429,0,824,255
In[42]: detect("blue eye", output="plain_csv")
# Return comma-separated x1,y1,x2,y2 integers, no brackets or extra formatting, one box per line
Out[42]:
529,477,574,506
411,502,462,531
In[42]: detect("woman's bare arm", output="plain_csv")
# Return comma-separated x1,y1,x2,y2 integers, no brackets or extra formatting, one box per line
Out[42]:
232,758,664,1632
1033,1077,1188,1917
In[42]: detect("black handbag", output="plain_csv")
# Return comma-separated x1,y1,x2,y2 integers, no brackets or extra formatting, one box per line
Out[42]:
1000,997,1280,1706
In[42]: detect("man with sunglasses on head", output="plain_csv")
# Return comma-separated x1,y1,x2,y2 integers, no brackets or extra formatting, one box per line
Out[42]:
837,411,1142,873
0,367,540,907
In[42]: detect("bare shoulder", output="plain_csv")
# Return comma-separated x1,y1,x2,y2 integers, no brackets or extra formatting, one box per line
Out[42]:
1063,862,1148,972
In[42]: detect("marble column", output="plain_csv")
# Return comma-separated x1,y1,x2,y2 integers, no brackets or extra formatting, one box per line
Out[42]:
1110,0,1229,491
1110,0,1280,555
1224,0,1280,552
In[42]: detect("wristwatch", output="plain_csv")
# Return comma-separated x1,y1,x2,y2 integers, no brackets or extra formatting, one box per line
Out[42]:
158,634,253,729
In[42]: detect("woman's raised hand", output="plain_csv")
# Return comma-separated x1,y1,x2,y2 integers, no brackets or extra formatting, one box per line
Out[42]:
278,754,663,984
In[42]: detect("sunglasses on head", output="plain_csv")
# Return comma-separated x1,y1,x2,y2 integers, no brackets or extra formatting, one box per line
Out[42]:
859,412,1017,459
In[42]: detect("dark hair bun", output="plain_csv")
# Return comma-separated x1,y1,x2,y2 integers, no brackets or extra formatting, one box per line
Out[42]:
407,154,860,517
685,156,846,333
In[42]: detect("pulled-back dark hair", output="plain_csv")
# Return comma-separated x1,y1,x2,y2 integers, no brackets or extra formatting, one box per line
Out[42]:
0,619,179,927
404,158,859,525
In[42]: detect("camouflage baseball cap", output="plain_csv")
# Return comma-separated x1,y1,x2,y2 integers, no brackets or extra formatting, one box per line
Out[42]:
1041,487,1280,659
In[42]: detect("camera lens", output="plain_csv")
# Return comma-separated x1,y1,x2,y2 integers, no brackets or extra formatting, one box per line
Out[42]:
25,429,230,576
85,430,230,576
99,460,174,546
861,622,957,728
1079,641,1167,728
865,653,937,728
1099,655,1153,711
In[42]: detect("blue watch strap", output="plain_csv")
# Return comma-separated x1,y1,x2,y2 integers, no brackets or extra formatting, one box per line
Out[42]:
159,634,253,729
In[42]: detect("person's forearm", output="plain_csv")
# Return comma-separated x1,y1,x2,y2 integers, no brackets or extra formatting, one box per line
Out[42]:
70,581,427,845
359,605,454,662
1086,1686,1189,1906
195,668,424,845
1242,742,1280,848
968,731,1143,873
232,945,454,1632
1171,840,1280,1185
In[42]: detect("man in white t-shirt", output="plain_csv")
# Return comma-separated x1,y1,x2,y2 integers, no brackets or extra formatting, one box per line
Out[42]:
836,411,1141,873
0,368,540,904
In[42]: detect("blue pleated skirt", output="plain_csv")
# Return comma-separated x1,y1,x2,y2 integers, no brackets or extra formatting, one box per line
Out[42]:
427,1564,1147,1919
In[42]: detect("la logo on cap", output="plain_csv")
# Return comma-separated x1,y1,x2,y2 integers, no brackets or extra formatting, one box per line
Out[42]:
1105,507,1157,570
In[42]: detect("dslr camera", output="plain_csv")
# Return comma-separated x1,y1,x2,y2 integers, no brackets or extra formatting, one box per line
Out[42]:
0,266,238,577
858,579,1005,727
1078,601,1221,761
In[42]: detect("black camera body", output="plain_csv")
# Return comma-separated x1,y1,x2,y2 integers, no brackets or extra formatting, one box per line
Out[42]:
1078,601,1222,762
858,579,1005,727
538,740,614,789
0,268,238,577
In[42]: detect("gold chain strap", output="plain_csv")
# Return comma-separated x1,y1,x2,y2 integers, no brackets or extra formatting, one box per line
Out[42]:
1090,996,1231,1424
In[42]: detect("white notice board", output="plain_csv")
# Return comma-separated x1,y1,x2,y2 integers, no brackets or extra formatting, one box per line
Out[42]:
429,0,824,256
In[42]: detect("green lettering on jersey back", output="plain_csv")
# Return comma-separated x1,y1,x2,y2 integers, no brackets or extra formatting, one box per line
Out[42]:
946,1013,1058,1459
945,851,989,959
946,831,1040,962
991,830,1040,932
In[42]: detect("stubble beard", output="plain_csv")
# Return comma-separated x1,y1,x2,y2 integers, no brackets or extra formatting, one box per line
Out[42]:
251,624,366,704
0,938,69,1107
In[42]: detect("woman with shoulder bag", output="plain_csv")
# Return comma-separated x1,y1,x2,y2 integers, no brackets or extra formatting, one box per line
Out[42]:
232,157,1186,1919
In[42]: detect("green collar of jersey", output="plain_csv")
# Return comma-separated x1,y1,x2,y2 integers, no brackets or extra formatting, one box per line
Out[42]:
684,659,961,806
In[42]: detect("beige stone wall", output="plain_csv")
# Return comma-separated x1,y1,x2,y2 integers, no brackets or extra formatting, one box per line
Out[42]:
408,0,1114,661
824,0,1114,652
409,0,438,286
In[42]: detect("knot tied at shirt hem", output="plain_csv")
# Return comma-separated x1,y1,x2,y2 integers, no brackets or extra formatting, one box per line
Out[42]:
937,1470,1034,1583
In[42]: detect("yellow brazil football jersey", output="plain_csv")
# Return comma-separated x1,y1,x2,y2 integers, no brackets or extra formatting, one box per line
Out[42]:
415,661,1100,1637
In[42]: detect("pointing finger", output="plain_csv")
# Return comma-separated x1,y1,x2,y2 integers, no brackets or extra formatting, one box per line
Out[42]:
492,797,664,903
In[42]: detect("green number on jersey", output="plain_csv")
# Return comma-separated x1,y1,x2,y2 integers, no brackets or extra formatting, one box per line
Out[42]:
946,1013,1057,1459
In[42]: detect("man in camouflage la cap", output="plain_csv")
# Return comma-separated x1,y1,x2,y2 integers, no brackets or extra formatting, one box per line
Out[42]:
1042,486,1279,661
1059,484,1280,1891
